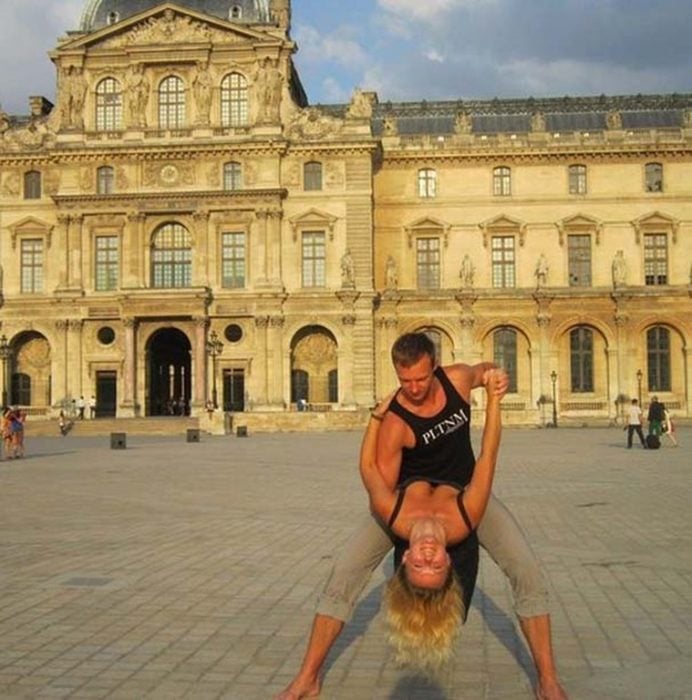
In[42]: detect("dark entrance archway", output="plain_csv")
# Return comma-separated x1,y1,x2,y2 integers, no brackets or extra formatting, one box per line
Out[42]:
147,328,192,416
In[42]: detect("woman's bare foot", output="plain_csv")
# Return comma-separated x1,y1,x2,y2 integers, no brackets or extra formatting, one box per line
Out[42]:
536,677,568,700
275,675,320,700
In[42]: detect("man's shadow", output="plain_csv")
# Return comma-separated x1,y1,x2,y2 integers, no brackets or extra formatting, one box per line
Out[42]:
325,580,535,697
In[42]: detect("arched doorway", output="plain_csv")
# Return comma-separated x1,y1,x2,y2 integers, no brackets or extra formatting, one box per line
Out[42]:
290,326,338,406
146,328,191,416
9,332,51,409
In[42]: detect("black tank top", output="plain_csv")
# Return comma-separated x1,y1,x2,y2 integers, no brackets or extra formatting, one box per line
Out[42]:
388,366,475,488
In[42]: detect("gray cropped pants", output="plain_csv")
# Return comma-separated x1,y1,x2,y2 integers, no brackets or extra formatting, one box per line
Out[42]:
317,494,549,622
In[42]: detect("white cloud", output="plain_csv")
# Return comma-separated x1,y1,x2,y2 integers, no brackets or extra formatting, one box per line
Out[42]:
377,0,459,23
295,24,369,69
424,49,445,63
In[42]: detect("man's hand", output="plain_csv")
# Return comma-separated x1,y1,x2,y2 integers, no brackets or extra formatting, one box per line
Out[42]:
483,368,509,399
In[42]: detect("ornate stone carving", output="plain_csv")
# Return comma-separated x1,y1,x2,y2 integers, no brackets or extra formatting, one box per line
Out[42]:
123,10,214,46
269,316,285,328
535,253,549,288
1,172,20,195
454,110,473,134
612,250,627,288
325,161,344,187
342,314,356,326
22,336,51,368
459,254,475,288
385,255,398,290
255,58,283,124
286,107,343,140
531,111,546,132
59,65,86,130
606,110,622,130
340,249,355,289
255,315,270,328
44,170,60,195
382,116,398,136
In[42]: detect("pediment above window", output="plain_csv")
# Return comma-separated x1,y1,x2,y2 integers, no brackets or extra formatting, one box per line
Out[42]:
556,213,603,246
289,208,338,241
405,216,451,248
632,211,679,244
7,216,54,249
479,214,526,247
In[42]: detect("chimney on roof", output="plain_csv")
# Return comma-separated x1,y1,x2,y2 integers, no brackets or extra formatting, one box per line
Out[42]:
29,96,54,117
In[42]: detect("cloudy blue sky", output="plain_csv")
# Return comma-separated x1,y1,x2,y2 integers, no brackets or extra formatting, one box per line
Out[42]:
1,0,691,114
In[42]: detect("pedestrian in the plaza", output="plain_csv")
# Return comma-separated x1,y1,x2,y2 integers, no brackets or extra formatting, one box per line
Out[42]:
77,396,86,420
626,398,647,448
278,331,568,700
647,395,665,437
1,407,13,459
662,408,679,447
89,395,96,419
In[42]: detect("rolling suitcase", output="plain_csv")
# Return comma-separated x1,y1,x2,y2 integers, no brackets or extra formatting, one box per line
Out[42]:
646,434,660,450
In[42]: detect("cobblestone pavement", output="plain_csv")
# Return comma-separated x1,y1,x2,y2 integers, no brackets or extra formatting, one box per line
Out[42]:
0,427,690,700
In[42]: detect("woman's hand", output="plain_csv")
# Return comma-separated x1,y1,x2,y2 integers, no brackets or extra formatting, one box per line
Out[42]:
371,388,399,420
482,368,508,400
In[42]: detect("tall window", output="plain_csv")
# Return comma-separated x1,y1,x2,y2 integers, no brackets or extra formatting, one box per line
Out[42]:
97,166,114,195
223,161,243,190
647,327,670,391
302,231,325,287
493,328,518,392
159,76,185,129
21,239,44,293
568,164,587,194
95,235,119,291
24,171,41,199
644,233,667,285
570,327,594,392
95,78,122,131
418,168,437,198
416,238,440,289
221,232,245,288
304,161,323,191
221,72,248,126
491,236,515,288
645,162,663,192
151,223,192,288
493,166,511,196
567,234,591,286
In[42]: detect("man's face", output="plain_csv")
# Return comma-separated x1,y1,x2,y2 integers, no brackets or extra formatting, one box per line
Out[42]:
394,354,436,406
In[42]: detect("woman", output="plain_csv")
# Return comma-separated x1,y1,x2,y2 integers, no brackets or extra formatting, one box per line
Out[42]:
360,371,503,671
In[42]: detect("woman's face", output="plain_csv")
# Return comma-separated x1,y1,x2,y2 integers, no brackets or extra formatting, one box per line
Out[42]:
402,518,450,589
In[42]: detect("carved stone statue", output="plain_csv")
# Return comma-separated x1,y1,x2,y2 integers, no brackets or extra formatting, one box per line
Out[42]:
455,110,472,134
0,112,9,134
606,110,622,130
382,116,398,136
60,66,86,129
256,58,282,124
531,111,546,132
535,253,549,288
612,250,627,288
385,255,398,289
340,249,355,288
346,89,374,119
126,64,149,127
460,254,475,288
193,61,212,124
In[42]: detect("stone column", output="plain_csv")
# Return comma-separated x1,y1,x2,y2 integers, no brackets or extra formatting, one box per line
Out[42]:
56,214,70,289
340,314,357,406
68,214,84,290
684,347,692,418
613,307,630,422
67,319,83,397
455,291,478,362
126,212,146,287
193,211,210,287
254,209,270,286
121,317,137,417
376,315,399,398
53,320,69,406
266,208,283,287
193,316,208,412
267,316,285,407
254,315,270,407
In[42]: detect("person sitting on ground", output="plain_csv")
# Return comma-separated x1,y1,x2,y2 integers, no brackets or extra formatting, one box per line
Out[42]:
359,370,503,671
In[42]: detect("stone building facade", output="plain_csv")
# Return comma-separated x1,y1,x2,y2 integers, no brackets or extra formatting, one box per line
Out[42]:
0,0,690,425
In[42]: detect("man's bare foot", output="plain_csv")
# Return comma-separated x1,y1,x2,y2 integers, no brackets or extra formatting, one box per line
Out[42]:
275,675,320,700
536,676,568,700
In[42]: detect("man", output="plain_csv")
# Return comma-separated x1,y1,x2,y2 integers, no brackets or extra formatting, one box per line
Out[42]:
278,333,567,700
626,398,647,449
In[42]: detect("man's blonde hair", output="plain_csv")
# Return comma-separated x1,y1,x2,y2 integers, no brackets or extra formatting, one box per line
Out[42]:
383,565,464,673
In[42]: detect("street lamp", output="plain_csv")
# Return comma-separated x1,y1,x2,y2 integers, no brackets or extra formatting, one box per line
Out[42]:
550,370,558,428
636,368,643,406
205,329,223,409
0,335,11,408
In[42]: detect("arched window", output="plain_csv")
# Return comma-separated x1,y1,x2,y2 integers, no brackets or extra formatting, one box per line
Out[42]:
159,76,185,129
95,78,122,131
291,369,309,403
223,161,243,190
493,166,511,196
23,170,41,199
151,223,192,288
570,327,593,392
221,72,248,126
417,168,437,198
107,11,120,24
328,369,338,403
568,164,587,194
645,162,663,192
230,6,242,19
647,327,671,391
304,161,323,191
97,166,114,194
493,328,517,393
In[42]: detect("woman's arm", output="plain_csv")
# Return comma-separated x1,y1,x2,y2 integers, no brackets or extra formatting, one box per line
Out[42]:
459,370,503,529
359,395,398,520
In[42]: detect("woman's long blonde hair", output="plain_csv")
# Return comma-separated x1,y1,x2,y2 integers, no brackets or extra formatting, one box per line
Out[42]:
383,564,465,673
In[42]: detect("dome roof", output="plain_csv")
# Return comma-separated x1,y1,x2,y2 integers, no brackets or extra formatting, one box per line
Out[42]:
79,0,271,31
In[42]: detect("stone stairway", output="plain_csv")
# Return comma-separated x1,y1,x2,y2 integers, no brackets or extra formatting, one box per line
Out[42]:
25,416,200,438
